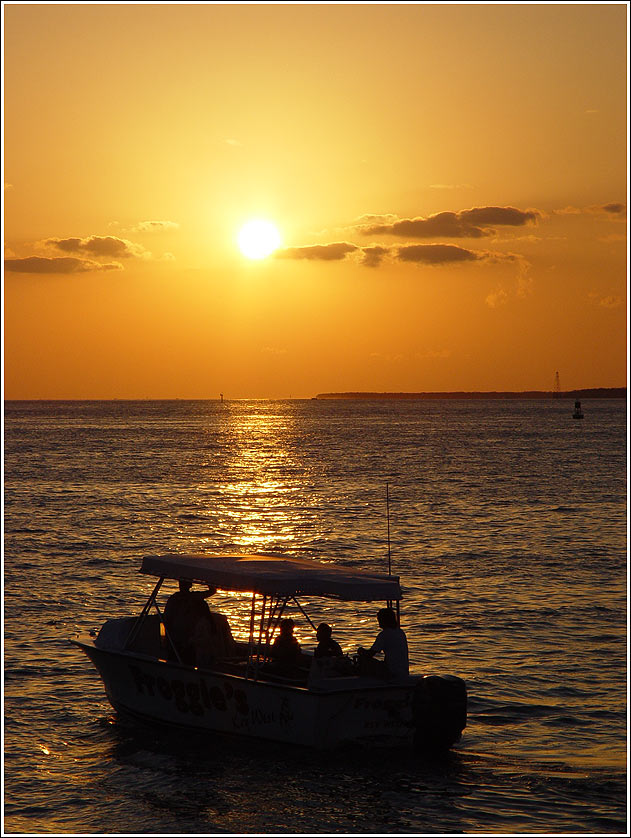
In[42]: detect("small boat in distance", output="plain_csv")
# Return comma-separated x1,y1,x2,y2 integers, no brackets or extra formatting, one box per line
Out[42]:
72,552,467,752
573,400,584,419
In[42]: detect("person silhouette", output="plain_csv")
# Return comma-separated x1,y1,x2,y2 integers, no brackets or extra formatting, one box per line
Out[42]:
163,579,235,665
358,607,409,680
314,623,343,658
271,618,301,671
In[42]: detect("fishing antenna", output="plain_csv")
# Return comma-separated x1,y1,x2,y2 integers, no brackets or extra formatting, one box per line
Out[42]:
386,482,391,576
386,482,399,620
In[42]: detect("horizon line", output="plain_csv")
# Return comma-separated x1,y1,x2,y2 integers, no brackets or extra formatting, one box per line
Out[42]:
2,386,627,403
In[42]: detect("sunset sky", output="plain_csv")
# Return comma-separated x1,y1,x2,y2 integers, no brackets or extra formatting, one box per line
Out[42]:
3,3,628,399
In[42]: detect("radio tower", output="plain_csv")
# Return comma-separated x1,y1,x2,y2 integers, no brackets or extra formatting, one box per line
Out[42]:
553,371,561,397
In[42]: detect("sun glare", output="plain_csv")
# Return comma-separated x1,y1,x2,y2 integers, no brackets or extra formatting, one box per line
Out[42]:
238,219,281,260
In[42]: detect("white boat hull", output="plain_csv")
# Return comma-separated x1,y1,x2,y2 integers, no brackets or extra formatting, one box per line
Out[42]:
73,635,466,750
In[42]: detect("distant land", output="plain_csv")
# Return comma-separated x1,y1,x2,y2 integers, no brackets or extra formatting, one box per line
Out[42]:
315,388,626,400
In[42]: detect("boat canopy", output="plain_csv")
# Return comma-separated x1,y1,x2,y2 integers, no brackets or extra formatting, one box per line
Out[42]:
140,552,401,602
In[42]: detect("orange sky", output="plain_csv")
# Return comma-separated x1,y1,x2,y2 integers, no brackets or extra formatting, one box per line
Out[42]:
3,3,628,399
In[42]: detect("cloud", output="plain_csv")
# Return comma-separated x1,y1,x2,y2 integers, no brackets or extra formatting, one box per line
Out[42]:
275,242,358,261
395,244,531,275
365,213,487,239
129,220,180,233
355,213,399,225
599,233,626,243
396,244,480,264
486,288,509,308
601,203,626,215
459,206,539,226
482,249,529,266
497,234,544,243
274,239,530,271
44,235,150,259
588,293,623,309
598,295,622,308
361,206,539,239
429,183,474,190
553,206,583,215
555,202,626,217
361,245,390,267
516,274,534,298
5,256,123,274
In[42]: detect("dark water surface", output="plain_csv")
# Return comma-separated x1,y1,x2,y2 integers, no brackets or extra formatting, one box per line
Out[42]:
3,398,627,834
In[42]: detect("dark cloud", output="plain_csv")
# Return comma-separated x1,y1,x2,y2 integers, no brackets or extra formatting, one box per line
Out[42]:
459,206,539,226
602,202,626,215
5,256,123,274
45,235,148,258
396,244,480,265
274,239,523,270
275,242,358,261
364,213,486,238
361,245,390,267
362,206,539,239
489,253,526,270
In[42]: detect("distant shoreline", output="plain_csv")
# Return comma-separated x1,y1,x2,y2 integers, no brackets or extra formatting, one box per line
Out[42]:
3,387,626,402
315,388,626,400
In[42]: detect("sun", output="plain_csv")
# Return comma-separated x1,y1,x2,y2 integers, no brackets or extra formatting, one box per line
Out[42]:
238,219,281,260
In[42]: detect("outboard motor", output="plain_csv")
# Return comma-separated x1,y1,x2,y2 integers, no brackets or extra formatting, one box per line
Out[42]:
413,674,467,752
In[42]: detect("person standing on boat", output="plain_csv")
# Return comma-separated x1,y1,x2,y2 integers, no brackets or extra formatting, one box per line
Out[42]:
358,607,409,680
163,579,235,665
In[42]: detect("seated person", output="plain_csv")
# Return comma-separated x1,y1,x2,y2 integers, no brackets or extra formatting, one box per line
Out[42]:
309,623,354,681
205,610,238,659
314,623,343,658
357,607,409,681
271,618,302,671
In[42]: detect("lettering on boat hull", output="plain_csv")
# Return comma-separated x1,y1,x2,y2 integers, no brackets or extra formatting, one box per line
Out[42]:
128,664,294,731
76,642,465,750
130,664,249,715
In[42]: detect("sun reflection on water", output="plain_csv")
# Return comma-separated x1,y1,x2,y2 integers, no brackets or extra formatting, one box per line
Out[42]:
211,409,310,553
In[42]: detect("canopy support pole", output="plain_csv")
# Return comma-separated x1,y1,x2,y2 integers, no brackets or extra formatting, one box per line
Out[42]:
252,594,268,680
291,597,318,632
246,592,257,680
124,576,164,650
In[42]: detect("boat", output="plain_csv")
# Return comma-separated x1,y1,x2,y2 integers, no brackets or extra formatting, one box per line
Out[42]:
573,400,584,419
72,552,467,751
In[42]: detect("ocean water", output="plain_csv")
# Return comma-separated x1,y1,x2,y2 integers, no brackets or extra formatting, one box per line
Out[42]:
3,398,627,835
